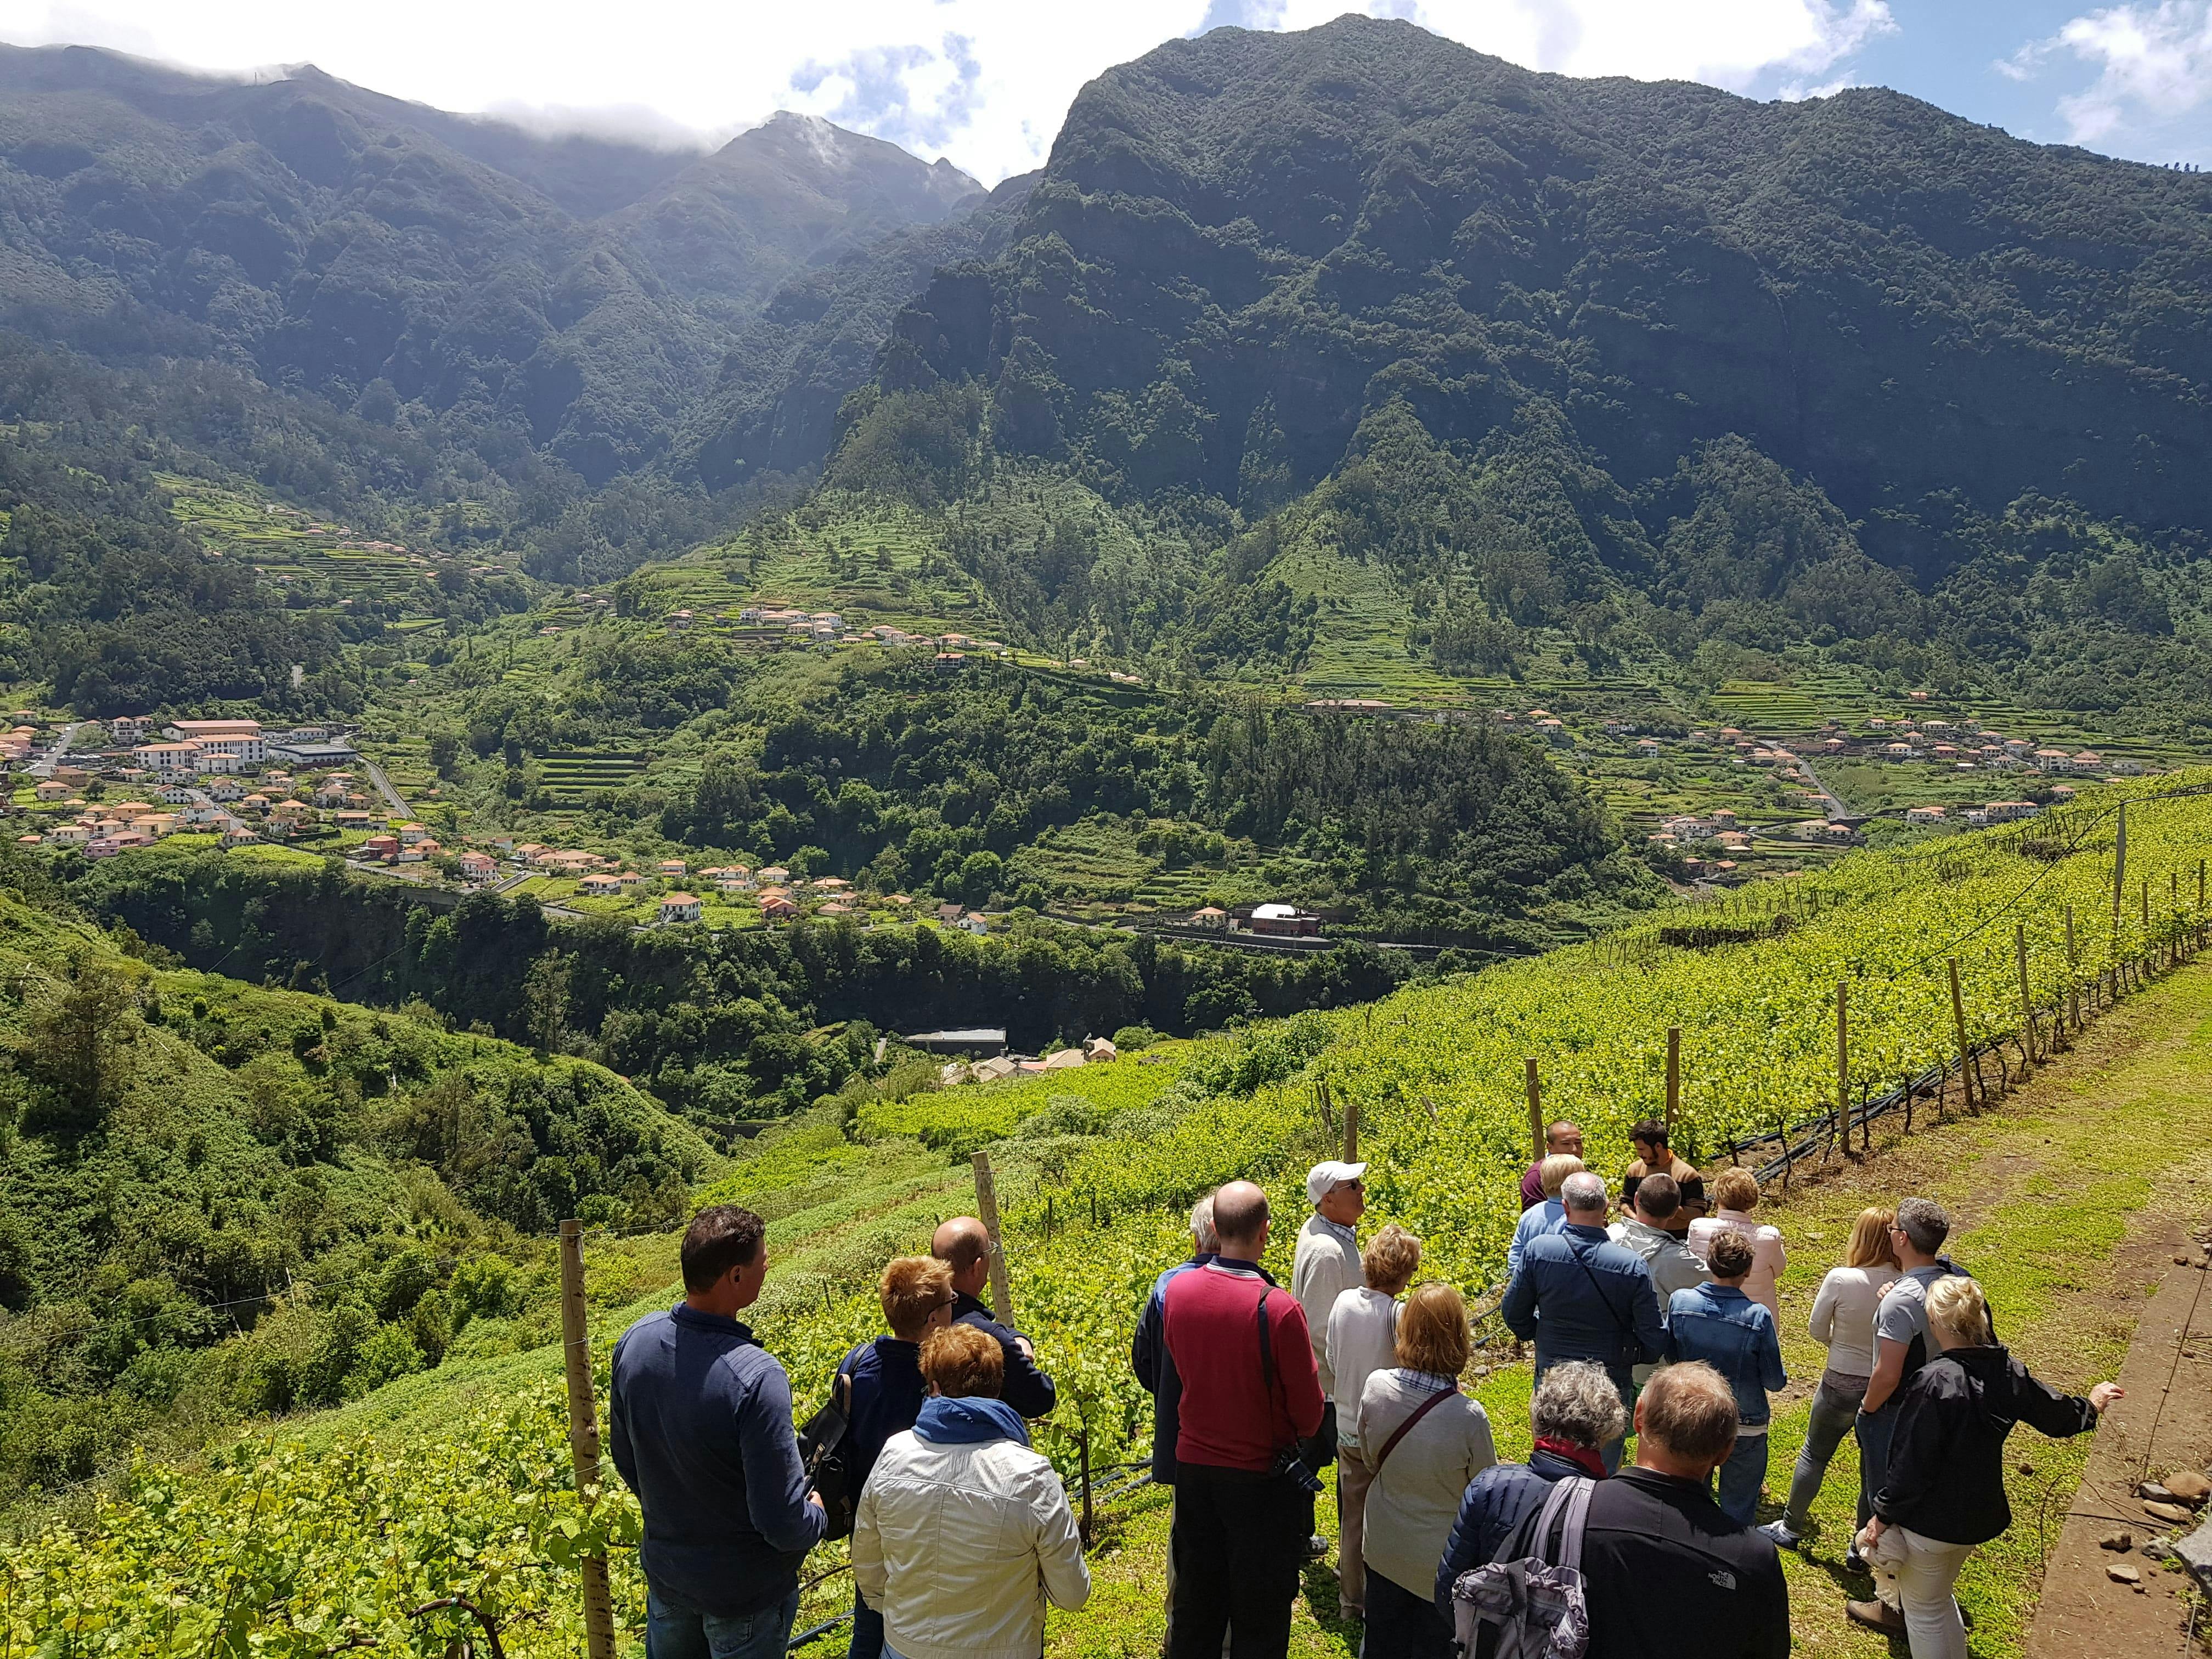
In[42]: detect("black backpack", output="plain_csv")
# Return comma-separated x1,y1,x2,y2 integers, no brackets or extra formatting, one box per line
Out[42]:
797,1346,864,1541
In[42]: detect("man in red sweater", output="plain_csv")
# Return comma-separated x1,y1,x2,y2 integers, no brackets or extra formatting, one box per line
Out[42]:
1163,1180,1326,1659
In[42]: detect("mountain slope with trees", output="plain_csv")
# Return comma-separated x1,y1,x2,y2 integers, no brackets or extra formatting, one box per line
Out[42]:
0,44,980,489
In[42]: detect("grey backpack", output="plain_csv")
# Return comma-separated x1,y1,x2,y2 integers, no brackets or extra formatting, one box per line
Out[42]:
1449,1475,1595,1659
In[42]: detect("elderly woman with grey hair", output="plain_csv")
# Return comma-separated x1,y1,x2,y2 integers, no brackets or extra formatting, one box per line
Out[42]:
1431,1360,1626,1617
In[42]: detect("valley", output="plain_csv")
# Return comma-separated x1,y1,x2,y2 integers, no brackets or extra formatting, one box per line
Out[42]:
3,11,2212,1656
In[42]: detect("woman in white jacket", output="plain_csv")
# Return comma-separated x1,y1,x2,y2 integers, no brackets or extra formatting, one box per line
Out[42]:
1759,1206,1899,1551
853,1323,1090,1659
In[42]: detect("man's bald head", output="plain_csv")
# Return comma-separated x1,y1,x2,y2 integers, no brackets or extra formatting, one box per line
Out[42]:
931,1216,992,1296
1213,1181,1271,1258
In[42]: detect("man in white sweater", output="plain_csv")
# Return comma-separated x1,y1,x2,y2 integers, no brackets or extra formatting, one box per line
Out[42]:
853,1324,1089,1659
1293,1159,1367,1558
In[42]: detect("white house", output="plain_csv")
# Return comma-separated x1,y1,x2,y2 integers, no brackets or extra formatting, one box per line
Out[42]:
660,892,703,924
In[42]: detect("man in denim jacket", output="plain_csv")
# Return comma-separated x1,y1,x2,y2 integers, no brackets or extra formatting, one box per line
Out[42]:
1664,1227,1788,1525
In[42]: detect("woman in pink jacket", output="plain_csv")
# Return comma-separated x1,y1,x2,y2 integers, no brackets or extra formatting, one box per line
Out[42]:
1686,1167,1787,1316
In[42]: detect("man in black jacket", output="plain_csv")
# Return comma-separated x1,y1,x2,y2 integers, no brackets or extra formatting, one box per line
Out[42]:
932,1216,1058,1419
1491,1361,1788,1659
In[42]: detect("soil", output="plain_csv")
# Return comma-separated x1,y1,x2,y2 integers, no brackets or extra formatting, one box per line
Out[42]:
2027,1225,2212,1659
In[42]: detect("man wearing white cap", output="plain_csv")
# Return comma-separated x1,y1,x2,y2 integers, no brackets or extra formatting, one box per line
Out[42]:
1293,1159,1367,1559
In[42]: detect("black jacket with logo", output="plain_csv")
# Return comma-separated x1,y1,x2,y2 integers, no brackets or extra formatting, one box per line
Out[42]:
1874,1343,2100,1545
1490,1466,1788,1659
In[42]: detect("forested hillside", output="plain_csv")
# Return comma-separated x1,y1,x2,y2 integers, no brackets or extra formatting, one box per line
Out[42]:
0,866,714,1499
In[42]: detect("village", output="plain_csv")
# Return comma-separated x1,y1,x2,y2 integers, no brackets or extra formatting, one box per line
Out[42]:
0,691,2170,931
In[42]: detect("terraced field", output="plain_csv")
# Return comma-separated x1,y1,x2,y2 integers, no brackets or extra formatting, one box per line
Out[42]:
535,751,652,803
1008,817,1321,915
158,475,488,610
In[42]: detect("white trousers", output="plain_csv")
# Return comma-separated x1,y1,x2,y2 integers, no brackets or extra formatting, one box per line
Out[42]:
1869,1524,1973,1659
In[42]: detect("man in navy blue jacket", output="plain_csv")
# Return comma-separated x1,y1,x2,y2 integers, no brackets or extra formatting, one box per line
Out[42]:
932,1216,1058,1419
1131,1194,1219,1647
839,1256,956,1659
1501,1172,1664,1471
610,1205,826,1659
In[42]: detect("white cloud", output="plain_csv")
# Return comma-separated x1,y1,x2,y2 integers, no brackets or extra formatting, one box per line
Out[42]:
2032,2,2212,144
0,0,1899,182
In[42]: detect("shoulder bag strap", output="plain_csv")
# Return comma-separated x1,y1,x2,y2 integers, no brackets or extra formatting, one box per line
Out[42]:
1528,1472,1581,1566
1256,1289,1292,1451
1555,1477,1596,1576
1566,1242,1635,1341
1370,1383,1458,1476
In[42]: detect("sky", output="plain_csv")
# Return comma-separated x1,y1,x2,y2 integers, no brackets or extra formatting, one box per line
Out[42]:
0,0,2206,183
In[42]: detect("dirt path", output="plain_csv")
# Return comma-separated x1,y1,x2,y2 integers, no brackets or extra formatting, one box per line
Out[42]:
1746,961,2212,1658
2027,1224,2212,1659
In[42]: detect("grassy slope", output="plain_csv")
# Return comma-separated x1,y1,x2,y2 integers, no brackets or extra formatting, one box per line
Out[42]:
14,777,2212,1653
1048,965,2212,1659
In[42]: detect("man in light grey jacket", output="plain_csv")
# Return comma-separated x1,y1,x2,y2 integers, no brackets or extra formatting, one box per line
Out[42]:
1609,1174,1706,1391
1293,1159,1366,1561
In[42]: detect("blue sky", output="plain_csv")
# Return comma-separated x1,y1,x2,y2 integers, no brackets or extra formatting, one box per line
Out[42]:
0,1,2205,180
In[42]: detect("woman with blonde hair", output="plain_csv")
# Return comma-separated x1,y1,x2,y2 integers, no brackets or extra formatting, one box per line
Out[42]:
1327,1222,1422,1621
1351,1283,1495,1659
1864,1276,2121,1659
1686,1167,1787,1315
1762,1206,1900,1550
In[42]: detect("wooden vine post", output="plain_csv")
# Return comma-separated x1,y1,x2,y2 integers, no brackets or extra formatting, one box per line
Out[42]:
1664,1026,1681,1141
2113,800,2128,921
558,1220,618,1659
1342,1091,1362,1165
1948,959,1974,1111
1524,1058,1544,1160
1835,982,1853,1152
970,1150,1014,1325
2015,924,2037,1067
2064,905,2079,1034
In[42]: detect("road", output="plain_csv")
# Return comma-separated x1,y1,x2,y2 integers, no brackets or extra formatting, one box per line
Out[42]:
361,758,413,819
26,721,92,779
1794,755,1850,821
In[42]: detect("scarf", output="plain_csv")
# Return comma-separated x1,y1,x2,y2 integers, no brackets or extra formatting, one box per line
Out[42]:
913,1396,1031,1447
1535,1435,1608,1479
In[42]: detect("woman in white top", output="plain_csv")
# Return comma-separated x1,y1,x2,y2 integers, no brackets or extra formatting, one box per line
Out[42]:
853,1324,1090,1659
1352,1282,1496,1659
1325,1223,1421,1620
1687,1166,1788,1316
1759,1206,1900,1549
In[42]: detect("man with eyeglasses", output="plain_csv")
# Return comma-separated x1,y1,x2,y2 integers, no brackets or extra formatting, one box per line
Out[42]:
1848,1197,1977,1636
1293,1160,1367,1561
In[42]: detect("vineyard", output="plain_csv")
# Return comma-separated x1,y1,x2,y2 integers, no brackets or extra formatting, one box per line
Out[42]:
10,772,2212,1654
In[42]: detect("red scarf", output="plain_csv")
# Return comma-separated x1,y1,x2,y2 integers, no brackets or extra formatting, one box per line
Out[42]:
1534,1435,1608,1479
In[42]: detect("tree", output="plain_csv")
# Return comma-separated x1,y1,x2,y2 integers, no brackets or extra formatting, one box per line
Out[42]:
521,951,572,1055
20,955,142,1137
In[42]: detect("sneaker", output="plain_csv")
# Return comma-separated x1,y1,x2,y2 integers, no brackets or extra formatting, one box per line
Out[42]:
1306,1534,1330,1560
1846,1600,1906,1635
1844,1547,1867,1575
1757,1520,1804,1550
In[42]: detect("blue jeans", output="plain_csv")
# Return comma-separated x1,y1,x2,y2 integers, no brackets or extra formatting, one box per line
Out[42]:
646,1585,800,1659
1714,1433,1769,1526
1783,1375,1869,1534
1855,1404,1898,1533
848,1587,884,1659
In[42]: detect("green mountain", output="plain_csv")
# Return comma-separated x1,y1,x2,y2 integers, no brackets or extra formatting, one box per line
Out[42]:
0,45,980,485
815,17,2212,729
